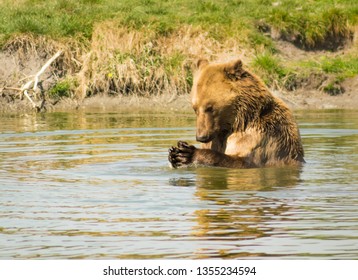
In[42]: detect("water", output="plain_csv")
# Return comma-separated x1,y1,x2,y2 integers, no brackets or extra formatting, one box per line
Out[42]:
0,109,357,259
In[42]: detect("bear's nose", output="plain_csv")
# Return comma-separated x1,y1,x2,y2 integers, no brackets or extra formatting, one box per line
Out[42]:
196,134,211,143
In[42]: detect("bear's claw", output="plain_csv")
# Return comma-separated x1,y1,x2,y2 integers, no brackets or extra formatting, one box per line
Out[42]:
168,141,196,168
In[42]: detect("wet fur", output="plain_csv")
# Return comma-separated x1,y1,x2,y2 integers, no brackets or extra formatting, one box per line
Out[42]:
169,58,304,168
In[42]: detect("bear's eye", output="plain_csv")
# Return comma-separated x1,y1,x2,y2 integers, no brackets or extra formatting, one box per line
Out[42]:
204,106,214,113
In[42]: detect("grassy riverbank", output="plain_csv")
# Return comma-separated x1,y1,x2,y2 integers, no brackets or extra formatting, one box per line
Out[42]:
0,0,357,111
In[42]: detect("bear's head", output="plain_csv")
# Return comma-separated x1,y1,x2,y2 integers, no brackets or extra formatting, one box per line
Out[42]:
191,58,269,143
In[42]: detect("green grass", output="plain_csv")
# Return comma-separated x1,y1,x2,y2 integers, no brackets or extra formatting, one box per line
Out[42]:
252,52,288,85
1,0,355,48
0,0,357,97
268,5,355,49
49,78,77,98
252,53,358,90
320,57,358,77
301,56,358,78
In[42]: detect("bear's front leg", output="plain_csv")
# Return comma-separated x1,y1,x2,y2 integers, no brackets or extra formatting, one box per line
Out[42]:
169,141,248,168
168,141,196,168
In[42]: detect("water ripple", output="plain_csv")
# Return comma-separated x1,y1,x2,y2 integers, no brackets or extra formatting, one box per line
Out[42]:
0,110,358,259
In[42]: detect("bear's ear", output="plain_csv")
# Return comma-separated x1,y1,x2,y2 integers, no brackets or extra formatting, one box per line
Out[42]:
224,59,245,80
196,59,209,69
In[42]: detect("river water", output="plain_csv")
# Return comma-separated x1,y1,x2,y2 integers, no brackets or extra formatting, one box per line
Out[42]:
0,109,357,259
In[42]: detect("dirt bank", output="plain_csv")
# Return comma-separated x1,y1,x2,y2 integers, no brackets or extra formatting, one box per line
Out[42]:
0,32,356,114
273,83,358,110
1,87,357,115
49,85,358,112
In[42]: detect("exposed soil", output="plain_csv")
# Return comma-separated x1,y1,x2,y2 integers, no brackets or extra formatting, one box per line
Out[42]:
1,87,357,115
273,84,358,110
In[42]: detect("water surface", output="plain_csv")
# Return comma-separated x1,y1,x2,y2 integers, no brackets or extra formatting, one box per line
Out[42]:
0,109,357,259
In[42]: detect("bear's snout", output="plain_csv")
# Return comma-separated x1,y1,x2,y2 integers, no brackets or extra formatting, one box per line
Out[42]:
196,134,212,143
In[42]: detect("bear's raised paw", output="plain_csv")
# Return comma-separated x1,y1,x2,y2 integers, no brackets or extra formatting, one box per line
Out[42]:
168,141,196,168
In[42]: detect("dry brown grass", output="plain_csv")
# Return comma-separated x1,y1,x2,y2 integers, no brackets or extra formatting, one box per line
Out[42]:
78,23,190,98
1,33,85,99
3,33,83,72
74,22,252,100
2,24,245,102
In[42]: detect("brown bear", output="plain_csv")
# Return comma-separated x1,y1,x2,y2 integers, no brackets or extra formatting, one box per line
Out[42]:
168,58,304,168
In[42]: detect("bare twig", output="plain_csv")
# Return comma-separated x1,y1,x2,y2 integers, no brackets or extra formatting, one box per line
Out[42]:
4,87,22,91
33,50,62,91
23,89,37,108
18,50,63,111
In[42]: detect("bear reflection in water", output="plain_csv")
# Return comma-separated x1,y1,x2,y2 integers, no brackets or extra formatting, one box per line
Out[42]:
169,166,302,257
169,58,304,169
169,165,302,190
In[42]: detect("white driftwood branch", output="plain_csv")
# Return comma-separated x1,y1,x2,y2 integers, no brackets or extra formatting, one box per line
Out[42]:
21,80,34,91
23,89,37,108
33,50,62,91
19,50,63,110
